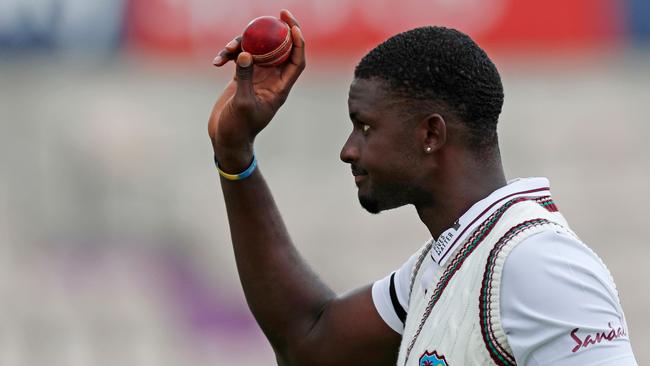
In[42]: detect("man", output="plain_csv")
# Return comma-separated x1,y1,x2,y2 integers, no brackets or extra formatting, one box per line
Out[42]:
208,9,637,366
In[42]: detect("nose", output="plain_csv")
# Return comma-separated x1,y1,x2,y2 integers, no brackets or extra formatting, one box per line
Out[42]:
340,132,360,164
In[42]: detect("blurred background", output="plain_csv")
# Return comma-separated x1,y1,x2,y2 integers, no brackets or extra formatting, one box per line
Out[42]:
1,0,649,365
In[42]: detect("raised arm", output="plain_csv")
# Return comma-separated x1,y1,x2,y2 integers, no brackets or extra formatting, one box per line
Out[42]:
208,10,400,366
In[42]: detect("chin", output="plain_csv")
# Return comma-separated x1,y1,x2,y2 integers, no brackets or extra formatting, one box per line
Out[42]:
359,193,402,215
359,196,382,214
358,183,410,214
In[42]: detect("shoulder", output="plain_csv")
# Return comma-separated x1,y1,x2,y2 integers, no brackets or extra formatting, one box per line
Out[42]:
500,230,636,365
503,229,618,304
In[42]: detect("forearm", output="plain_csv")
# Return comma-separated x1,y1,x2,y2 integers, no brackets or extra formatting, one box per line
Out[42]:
218,154,335,351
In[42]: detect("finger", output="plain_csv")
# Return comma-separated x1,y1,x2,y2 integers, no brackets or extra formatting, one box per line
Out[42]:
225,36,242,52
212,50,228,66
280,9,300,29
212,36,243,66
234,52,255,101
213,49,243,67
289,25,305,63
281,25,306,86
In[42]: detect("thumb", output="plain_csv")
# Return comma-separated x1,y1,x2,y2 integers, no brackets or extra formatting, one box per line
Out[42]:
235,52,254,101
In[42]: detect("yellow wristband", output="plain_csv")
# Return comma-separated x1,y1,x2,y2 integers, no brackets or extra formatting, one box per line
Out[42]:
214,153,257,181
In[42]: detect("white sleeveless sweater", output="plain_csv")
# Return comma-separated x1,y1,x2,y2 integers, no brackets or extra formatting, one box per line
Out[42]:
397,196,575,366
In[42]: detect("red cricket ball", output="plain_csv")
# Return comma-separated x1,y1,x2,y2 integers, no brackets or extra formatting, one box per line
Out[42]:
241,16,293,67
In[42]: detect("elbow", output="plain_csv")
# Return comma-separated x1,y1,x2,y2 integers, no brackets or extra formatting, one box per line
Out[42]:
274,302,334,366
277,344,329,366
274,327,332,366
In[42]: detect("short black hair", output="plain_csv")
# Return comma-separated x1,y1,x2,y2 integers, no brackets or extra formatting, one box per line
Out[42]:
354,26,504,151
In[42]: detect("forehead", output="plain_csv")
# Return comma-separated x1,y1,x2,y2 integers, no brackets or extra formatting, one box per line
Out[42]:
348,78,396,119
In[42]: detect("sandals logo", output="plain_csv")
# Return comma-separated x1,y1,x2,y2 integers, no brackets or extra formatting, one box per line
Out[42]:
570,320,628,353
419,350,448,366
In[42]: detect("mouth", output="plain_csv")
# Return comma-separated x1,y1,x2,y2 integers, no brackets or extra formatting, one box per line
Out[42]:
351,165,367,176
351,165,368,185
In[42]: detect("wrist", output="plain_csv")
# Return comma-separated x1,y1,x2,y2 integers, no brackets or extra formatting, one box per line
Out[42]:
216,152,257,181
213,143,255,173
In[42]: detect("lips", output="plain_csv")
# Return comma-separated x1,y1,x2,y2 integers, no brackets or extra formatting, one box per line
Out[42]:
351,165,367,177
351,165,368,185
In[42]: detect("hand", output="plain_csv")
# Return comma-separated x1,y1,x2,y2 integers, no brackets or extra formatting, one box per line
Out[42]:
208,9,305,171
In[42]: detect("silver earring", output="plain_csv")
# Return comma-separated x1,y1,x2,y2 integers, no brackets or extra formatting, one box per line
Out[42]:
425,146,432,153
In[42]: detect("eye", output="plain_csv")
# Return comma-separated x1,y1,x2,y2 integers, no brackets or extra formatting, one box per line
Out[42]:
362,124,370,134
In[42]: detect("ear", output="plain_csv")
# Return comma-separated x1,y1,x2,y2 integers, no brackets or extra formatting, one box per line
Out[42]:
419,113,447,154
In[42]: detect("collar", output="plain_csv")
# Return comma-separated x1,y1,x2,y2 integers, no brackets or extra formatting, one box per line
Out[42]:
429,177,552,266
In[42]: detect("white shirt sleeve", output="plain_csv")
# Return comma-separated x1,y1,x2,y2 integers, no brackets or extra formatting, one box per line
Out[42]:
371,252,418,334
501,230,638,366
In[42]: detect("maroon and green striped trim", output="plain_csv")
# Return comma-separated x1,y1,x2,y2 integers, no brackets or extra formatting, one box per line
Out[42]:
479,218,554,366
408,239,434,300
403,196,531,364
534,196,558,212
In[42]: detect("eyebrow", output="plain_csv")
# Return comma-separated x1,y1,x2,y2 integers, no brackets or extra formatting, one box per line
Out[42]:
349,111,369,122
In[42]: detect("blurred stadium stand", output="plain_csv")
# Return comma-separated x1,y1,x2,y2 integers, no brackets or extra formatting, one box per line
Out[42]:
1,0,648,365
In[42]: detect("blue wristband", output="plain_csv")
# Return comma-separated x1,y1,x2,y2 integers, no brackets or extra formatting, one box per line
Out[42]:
215,153,257,181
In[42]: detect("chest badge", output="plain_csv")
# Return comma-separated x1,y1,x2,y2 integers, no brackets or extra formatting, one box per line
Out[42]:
419,350,448,366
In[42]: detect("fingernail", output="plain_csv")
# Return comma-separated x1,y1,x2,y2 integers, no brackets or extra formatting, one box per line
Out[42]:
239,55,252,67
212,55,223,65
285,9,299,25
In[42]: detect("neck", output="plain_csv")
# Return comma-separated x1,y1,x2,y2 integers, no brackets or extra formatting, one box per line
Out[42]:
415,148,506,240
